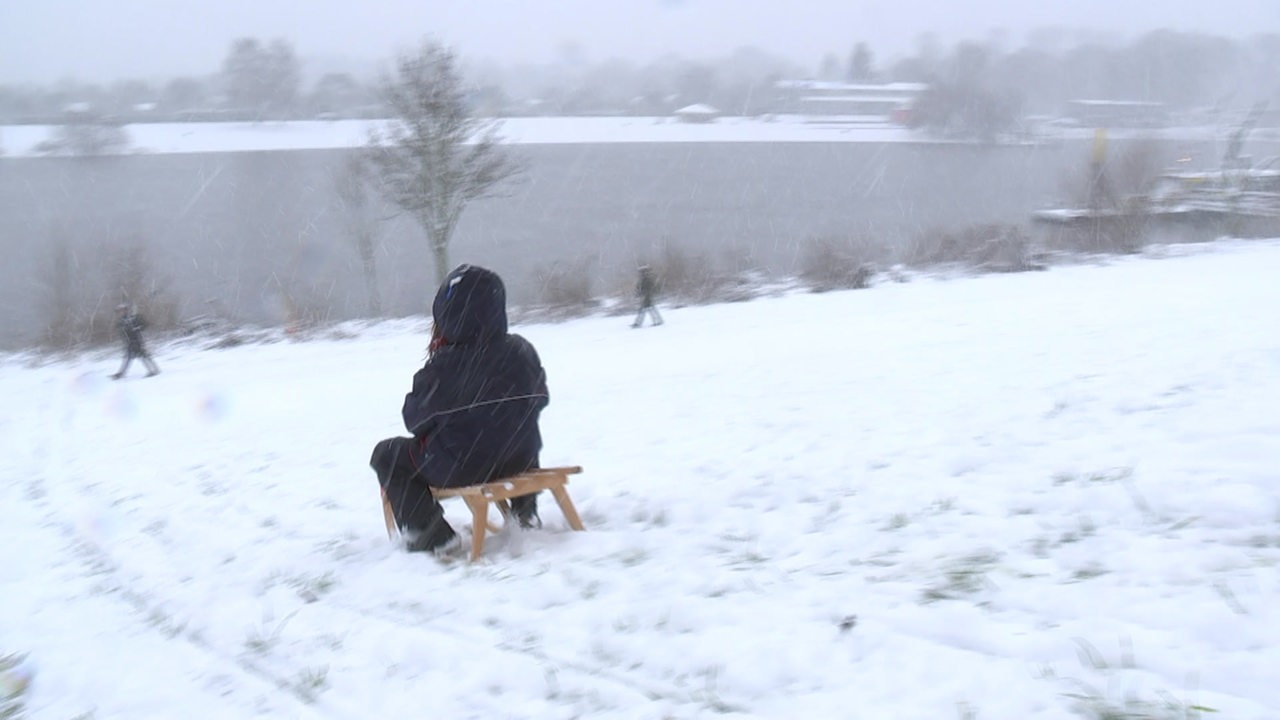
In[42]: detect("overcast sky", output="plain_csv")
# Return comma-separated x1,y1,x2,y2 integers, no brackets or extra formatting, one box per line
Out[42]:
2,0,1276,84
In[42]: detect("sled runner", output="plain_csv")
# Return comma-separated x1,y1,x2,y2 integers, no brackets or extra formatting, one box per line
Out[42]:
382,466,585,561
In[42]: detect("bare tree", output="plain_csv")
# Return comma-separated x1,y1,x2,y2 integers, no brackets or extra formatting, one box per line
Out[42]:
158,76,210,114
908,42,1020,142
39,234,176,348
367,38,521,286
847,42,875,82
36,111,129,156
221,37,300,120
333,152,382,315
308,72,367,117
42,233,80,348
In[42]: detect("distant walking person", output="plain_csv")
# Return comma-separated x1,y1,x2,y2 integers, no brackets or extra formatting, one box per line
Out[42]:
111,303,160,379
631,265,663,328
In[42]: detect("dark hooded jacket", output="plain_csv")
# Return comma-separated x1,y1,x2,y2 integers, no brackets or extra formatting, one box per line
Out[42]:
401,265,549,488
636,268,657,306
117,308,147,352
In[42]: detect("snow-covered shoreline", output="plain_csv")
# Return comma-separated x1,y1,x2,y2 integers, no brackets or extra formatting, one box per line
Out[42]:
2,115,1258,158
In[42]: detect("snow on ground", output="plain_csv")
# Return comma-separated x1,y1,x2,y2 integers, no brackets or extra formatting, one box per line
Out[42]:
0,117,919,157
3,240,1279,719
0,115,1252,157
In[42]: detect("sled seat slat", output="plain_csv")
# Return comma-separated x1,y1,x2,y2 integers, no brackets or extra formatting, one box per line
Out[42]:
383,466,585,562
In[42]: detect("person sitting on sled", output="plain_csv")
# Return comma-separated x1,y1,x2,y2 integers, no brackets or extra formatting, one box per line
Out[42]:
370,264,550,555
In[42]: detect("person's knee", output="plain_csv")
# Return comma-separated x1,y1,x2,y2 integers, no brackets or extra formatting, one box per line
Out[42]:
370,438,398,480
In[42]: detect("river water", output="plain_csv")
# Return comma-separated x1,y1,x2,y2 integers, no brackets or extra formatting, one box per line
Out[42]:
0,135,1259,348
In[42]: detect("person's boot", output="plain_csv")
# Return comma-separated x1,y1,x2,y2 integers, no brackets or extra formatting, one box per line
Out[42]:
404,517,462,557
396,493,459,556
509,494,542,529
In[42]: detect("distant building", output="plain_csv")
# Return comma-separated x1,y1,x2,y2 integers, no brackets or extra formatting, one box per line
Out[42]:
773,81,926,124
674,104,720,123
1063,100,1169,128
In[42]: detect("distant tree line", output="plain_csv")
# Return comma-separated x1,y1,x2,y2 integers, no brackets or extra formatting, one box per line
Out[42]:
822,30,1280,139
0,29,1276,131
0,37,381,125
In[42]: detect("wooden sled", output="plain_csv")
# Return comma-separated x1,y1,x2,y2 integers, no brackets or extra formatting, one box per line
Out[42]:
382,466,585,561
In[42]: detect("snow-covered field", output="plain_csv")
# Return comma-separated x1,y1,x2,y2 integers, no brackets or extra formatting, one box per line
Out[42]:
1,115,1258,157
1,116,920,157
3,241,1279,719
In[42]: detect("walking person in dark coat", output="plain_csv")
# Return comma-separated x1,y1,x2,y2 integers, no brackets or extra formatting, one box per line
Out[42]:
111,303,160,379
370,264,550,556
631,265,663,328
